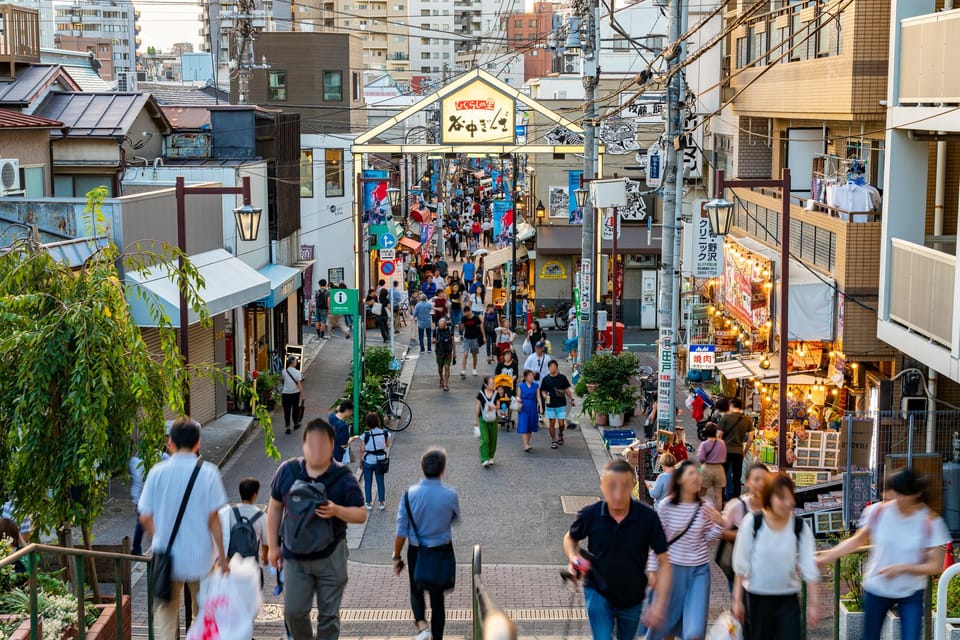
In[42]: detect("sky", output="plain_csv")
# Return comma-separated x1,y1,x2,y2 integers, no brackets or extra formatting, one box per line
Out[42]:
136,0,205,52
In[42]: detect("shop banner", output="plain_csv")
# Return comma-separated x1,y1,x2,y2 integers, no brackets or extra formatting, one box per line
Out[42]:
362,170,390,225
568,170,583,224
300,244,315,300
694,201,722,278
492,199,514,246
688,344,715,370
657,327,675,432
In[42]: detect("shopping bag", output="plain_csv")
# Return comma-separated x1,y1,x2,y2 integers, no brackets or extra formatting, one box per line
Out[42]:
473,426,481,438
706,610,743,640
186,556,263,640
522,338,532,355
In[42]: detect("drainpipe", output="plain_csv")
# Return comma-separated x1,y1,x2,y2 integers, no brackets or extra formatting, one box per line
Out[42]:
928,368,938,453
935,137,946,250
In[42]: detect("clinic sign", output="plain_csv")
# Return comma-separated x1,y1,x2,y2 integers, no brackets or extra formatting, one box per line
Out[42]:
441,80,515,145
694,201,723,278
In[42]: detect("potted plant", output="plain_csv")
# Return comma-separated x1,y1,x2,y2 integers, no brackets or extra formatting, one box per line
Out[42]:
607,395,636,428
837,550,866,640
254,371,281,411
581,391,609,426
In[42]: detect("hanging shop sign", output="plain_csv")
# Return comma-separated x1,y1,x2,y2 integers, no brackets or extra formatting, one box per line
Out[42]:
619,92,667,124
540,260,567,279
657,327,675,432
440,79,515,145
688,344,716,370
646,146,663,189
694,200,723,278
722,244,771,330
601,209,621,240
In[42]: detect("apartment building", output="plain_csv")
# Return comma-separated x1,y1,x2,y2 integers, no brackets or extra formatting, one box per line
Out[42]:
504,2,559,81
53,34,115,81
877,0,960,388
407,0,456,90
53,0,139,91
291,0,411,89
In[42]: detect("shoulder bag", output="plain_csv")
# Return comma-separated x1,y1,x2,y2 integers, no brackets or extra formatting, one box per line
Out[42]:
284,368,306,423
479,393,497,422
667,501,703,547
364,431,390,474
404,492,456,591
715,497,747,582
151,458,203,602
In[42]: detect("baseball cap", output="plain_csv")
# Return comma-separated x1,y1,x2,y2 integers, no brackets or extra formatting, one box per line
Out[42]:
535,340,545,348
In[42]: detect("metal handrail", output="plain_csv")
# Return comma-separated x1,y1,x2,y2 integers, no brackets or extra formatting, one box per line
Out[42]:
0,541,152,640
471,544,516,640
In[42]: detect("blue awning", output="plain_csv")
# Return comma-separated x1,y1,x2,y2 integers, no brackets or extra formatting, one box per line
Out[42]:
258,263,302,308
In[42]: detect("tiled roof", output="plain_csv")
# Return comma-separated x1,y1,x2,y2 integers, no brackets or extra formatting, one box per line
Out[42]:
0,108,64,129
34,92,170,138
161,106,211,130
139,82,229,106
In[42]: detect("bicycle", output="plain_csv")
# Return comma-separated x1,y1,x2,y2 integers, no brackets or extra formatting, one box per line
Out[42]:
554,301,573,331
268,350,284,374
381,377,413,431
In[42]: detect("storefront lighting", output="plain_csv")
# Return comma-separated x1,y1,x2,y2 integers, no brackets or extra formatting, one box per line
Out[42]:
386,187,401,209
851,362,859,369
759,356,771,369
574,187,589,208
705,198,734,236
763,282,773,290
832,388,839,396
708,305,716,315
535,200,546,221
828,350,836,358
233,203,263,242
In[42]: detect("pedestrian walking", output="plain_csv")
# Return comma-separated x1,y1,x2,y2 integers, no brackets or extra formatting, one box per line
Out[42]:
718,397,752,499
521,340,552,384
476,376,499,467
649,452,676,507
412,294,434,353
470,220,481,247
696,424,727,508
645,460,725,640
433,317,456,391
138,418,229,640
130,438,171,556
393,448,460,640
526,321,546,353
459,305,485,377
421,274,438,299
462,256,477,289
218,477,269,572
448,283,464,337
482,304,500,363
376,279,391,343
718,462,769,591
494,349,519,387
267,419,367,640
281,355,304,435
469,281,486,312
816,468,950,640
328,400,354,464
361,413,390,511
315,280,330,339
732,472,820,640
563,459,671,640
539,360,574,449
431,288,449,327
481,218,493,246
390,280,403,334
435,254,448,279
516,369,541,452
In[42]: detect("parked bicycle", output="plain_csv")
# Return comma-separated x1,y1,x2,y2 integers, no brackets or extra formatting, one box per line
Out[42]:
554,301,574,331
381,377,412,431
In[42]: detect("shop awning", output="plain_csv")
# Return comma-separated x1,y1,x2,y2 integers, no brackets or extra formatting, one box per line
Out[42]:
716,358,757,380
535,224,663,254
485,245,529,270
125,249,271,327
257,263,302,309
399,237,422,252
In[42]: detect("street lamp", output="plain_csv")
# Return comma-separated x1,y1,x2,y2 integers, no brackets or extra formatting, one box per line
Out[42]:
574,187,589,208
233,203,263,242
715,168,791,469
535,200,546,224
704,198,734,236
386,187,401,210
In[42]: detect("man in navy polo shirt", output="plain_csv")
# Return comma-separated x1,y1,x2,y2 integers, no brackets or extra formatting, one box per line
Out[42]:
563,458,672,640
267,419,366,640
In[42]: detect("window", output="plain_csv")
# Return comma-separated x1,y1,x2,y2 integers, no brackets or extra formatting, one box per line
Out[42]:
325,149,344,196
300,150,314,197
323,70,343,101
353,71,361,100
268,70,287,101
529,19,536,27
421,51,431,59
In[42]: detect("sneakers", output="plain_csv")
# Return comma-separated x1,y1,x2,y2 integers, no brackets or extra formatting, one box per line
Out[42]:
378,502,386,511
482,459,492,468
461,370,466,378
414,630,433,640
472,369,478,376
365,503,373,511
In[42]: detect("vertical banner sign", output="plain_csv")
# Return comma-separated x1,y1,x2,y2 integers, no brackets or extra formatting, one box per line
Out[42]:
694,201,723,278
491,199,513,247
300,244,315,300
646,146,663,188
601,209,621,240
568,170,583,224
580,258,592,321
657,327,675,431
362,170,389,225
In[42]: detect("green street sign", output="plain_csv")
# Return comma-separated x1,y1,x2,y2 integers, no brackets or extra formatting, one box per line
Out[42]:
330,288,358,315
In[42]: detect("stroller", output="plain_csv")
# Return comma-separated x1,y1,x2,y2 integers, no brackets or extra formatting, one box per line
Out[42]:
493,373,516,431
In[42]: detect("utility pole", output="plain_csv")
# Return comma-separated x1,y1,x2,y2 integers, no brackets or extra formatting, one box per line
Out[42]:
576,0,600,363
656,0,687,433
221,0,271,104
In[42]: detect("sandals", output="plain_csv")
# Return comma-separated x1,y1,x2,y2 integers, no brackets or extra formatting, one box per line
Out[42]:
524,447,533,453
558,433,565,446
551,441,559,449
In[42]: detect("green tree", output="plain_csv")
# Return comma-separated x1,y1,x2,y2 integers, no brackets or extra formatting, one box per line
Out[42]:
0,188,277,542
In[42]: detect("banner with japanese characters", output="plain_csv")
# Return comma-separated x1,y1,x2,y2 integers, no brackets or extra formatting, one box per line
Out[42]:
440,80,514,145
693,200,723,278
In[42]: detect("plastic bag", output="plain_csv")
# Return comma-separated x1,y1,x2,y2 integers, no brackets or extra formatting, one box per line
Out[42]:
706,610,743,640
186,556,263,640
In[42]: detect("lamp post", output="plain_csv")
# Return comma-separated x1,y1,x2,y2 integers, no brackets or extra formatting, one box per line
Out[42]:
175,175,260,416
711,168,791,469
511,192,524,330
574,185,592,358
535,200,546,225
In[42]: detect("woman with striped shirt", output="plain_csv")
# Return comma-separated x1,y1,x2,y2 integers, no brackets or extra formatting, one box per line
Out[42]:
646,460,724,640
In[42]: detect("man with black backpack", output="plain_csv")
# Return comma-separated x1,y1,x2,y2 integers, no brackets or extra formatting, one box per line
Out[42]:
219,478,268,571
433,317,456,391
315,279,330,339
718,397,754,501
268,418,366,640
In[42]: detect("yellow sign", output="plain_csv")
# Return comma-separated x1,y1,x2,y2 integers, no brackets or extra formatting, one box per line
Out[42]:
440,79,514,145
540,260,567,279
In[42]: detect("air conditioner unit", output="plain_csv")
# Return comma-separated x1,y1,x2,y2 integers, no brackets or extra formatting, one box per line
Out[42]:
562,54,578,73
0,159,20,193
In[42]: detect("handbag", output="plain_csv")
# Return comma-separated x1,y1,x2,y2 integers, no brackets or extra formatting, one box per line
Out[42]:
715,498,747,582
509,397,520,412
151,458,204,602
480,393,497,422
295,397,306,424
521,337,532,355
371,302,384,316
404,492,456,591
667,501,702,547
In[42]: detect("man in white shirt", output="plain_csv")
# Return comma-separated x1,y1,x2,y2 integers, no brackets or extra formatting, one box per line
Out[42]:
139,418,229,640
218,477,269,567
523,341,554,422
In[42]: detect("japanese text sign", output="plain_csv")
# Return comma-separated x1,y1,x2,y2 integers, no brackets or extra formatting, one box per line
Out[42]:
441,80,515,145
694,201,723,278
688,344,715,370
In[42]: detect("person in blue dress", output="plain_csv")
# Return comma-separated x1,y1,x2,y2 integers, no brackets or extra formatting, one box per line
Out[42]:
517,369,542,453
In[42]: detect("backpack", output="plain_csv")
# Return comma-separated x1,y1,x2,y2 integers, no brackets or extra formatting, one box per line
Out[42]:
316,288,329,311
226,506,264,559
280,460,351,557
436,328,453,355
747,512,805,579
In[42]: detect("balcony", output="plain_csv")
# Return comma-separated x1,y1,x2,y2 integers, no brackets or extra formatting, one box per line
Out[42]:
0,5,41,77
387,51,409,60
888,239,955,348
898,10,960,105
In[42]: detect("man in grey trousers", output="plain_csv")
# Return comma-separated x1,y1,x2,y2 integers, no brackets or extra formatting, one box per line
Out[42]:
267,419,367,639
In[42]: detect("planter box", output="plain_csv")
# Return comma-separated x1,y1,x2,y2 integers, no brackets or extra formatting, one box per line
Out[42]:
86,595,132,640
1,617,40,640
609,413,625,427
946,623,960,640
839,601,864,640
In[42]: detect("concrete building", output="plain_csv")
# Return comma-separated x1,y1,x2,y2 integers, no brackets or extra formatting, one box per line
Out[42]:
234,32,366,135
407,0,457,91
52,35,115,80
7,0,55,49
53,0,140,91
505,2,560,81
878,0,960,392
